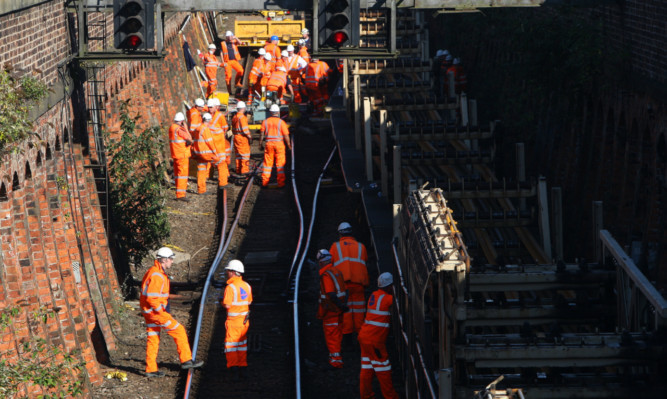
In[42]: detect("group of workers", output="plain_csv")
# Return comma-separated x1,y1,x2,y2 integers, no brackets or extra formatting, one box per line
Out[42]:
317,222,399,399
433,49,467,98
197,28,332,116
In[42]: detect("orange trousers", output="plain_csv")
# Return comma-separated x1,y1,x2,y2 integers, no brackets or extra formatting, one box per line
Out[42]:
266,85,284,102
359,339,398,399
215,155,229,186
225,317,249,367
144,313,192,373
225,60,244,89
248,81,262,102
197,157,222,193
322,312,344,368
205,68,218,97
343,283,366,334
226,139,232,165
262,141,286,187
174,157,190,198
234,135,251,174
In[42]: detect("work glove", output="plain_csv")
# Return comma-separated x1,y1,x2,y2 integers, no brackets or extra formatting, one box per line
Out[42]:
197,49,201,55
225,131,233,140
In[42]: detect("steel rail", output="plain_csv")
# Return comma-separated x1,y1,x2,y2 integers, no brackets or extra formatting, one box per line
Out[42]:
293,147,337,399
287,137,305,284
183,166,258,398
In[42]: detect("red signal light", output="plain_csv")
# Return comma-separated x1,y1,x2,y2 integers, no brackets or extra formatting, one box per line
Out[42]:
126,34,142,48
332,31,348,46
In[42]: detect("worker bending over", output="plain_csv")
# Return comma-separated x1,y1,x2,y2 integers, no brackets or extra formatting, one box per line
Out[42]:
316,249,348,368
168,112,192,202
198,44,222,98
221,31,244,91
259,104,291,188
140,247,203,377
220,260,253,377
305,57,331,116
266,64,292,104
358,273,399,399
330,222,369,335
232,101,252,175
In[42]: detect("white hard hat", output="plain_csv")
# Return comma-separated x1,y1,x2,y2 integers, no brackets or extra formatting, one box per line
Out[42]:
269,104,280,113
286,44,294,52
436,50,444,57
195,98,205,107
156,247,175,259
174,112,185,122
453,57,461,65
207,98,217,107
212,98,221,106
276,66,287,72
281,50,289,57
316,249,332,264
258,48,266,55
297,39,305,46
202,112,212,121
442,49,450,55
445,54,452,62
208,43,216,50
225,31,233,37
264,53,272,61
301,28,309,35
338,222,352,234
225,259,245,273
236,101,246,109
378,272,393,288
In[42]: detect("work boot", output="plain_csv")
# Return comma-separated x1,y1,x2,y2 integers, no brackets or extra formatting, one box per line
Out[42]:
181,359,204,369
145,370,165,378
175,197,190,202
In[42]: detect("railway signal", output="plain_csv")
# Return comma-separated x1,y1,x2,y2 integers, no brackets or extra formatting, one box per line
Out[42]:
113,0,155,51
317,0,359,50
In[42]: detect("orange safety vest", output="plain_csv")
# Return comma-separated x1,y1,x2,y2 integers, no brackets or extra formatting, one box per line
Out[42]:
232,113,250,137
264,43,281,63
201,52,221,69
169,123,192,160
210,111,228,157
358,289,393,343
221,42,241,63
248,58,264,84
331,236,369,285
140,260,170,316
223,275,252,319
298,46,310,63
318,263,348,317
261,116,289,142
187,108,203,133
305,61,329,87
267,69,288,89
192,123,218,159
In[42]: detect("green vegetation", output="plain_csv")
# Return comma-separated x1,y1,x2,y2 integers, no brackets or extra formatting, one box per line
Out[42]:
0,68,49,153
106,100,170,267
0,306,86,398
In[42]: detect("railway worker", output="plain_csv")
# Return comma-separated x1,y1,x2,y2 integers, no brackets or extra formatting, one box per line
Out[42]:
440,53,454,97
301,28,311,51
266,65,293,105
232,101,252,175
286,44,308,103
305,57,331,116
433,49,446,97
259,104,292,188
141,247,204,377
316,249,349,369
220,259,253,375
358,272,399,399
248,48,267,102
187,98,207,135
446,57,467,94
264,35,281,69
197,43,222,98
330,222,369,335
297,39,310,64
168,112,193,202
208,99,230,188
192,112,223,195
259,53,275,96
221,31,245,91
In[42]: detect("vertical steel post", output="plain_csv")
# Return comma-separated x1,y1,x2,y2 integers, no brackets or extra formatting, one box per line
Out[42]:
439,368,453,399
552,187,563,261
460,92,469,128
593,201,604,263
343,58,349,110
393,145,402,203
313,0,319,53
538,176,552,261
354,68,362,150
393,204,401,240
390,0,396,54
156,0,163,54
364,97,373,181
380,110,388,197
516,142,526,212
77,1,86,58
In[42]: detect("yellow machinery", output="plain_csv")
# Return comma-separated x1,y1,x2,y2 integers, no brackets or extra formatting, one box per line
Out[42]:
234,17,305,48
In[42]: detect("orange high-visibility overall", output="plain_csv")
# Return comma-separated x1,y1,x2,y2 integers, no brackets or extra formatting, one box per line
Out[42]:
169,123,192,199
222,275,253,368
260,116,290,187
221,40,244,89
199,52,222,97
187,107,204,134
287,55,307,103
192,122,222,194
263,42,281,68
318,262,348,368
331,236,369,334
210,111,230,186
305,61,330,114
140,260,194,373
232,112,252,174
358,290,398,399
266,69,288,102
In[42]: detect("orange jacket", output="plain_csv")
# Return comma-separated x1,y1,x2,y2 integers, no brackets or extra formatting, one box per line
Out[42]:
266,69,288,90
200,52,221,80
232,113,251,138
248,58,264,85
140,260,171,322
192,123,219,161
358,289,393,343
330,236,368,286
446,65,467,93
187,107,206,134
298,46,310,63
305,60,330,87
221,41,241,63
222,275,252,319
210,110,228,158
318,263,348,318
260,116,290,144
169,123,192,160
263,43,281,64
